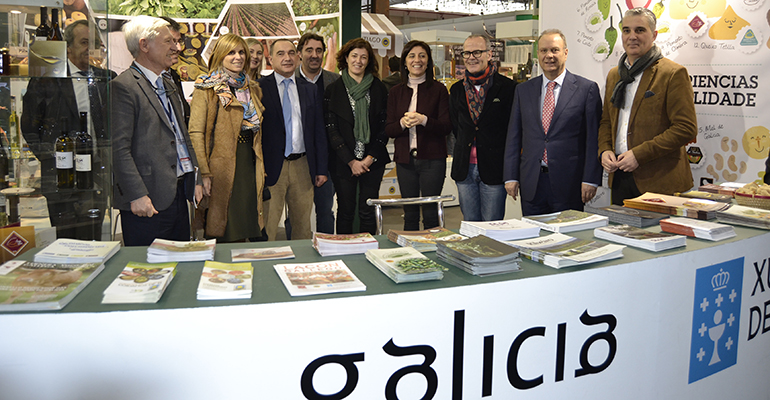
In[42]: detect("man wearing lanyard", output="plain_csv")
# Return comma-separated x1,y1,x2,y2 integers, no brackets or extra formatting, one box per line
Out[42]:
111,16,201,246
22,19,115,239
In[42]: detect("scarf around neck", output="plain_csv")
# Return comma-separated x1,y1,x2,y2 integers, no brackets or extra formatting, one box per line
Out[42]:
341,69,374,145
463,63,497,125
610,44,663,109
195,69,259,130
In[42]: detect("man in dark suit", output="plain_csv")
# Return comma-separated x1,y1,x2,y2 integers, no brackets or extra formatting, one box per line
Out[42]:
599,7,697,205
22,19,115,240
504,29,602,216
111,16,201,246
294,32,339,235
159,16,190,127
381,56,401,92
449,35,516,221
259,39,327,241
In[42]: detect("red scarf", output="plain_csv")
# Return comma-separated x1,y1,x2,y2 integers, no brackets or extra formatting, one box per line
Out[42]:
463,63,497,125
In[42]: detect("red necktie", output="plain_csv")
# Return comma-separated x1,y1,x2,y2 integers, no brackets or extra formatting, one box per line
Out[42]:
542,81,556,165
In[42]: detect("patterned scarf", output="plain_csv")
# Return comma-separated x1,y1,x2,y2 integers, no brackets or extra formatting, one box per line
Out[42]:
195,69,260,130
610,44,663,109
341,69,373,145
463,63,497,125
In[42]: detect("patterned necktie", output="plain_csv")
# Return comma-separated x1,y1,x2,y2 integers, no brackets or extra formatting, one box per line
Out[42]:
542,81,556,164
282,79,293,157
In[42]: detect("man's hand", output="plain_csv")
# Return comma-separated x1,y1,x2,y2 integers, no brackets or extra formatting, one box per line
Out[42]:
195,184,204,204
202,176,212,196
315,175,328,187
505,181,519,200
581,183,597,203
616,150,639,172
130,195,158,217
601,151,618,173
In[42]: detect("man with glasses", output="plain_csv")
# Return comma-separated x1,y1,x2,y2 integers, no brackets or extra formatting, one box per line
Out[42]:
449,35,516,221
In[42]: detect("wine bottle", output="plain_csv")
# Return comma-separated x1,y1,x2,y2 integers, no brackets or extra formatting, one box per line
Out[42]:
56,123,74,189
35,6,50,42
75,112,93,189
8,96,20,159
48,8,63,41
0,144,8,189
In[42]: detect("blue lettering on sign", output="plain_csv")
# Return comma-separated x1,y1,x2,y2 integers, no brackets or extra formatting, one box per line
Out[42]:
688,257,743,383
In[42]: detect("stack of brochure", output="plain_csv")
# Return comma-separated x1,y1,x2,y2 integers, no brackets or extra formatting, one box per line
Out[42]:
197,261,253,300
659,217,736,241
716,204,770,230
584,205,669,228
312,232,379,256
623,193,729,220
674,190,733,203
102,262,177,304
146,239,216,263
436,235,521,276
387,227,467,252
366,247,446,283
231,246,295,261
273,260,366,297
34,239,120,264
0,261,105,311
522,210,609,233
507,233,625,269
459,218,540,241
593,225,686,252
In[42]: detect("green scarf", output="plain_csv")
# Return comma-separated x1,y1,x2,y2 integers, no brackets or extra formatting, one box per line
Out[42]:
341,69,373,144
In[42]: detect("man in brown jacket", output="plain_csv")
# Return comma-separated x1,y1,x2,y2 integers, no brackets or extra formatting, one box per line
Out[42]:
598,7,697,205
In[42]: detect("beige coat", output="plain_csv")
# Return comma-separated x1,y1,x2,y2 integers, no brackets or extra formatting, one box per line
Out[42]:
188,81,265,237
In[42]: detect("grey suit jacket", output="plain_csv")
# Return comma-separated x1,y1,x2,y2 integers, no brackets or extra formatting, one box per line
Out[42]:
111,63,199,211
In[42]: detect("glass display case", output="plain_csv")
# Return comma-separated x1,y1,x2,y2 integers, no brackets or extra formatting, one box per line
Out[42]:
0,0,112,241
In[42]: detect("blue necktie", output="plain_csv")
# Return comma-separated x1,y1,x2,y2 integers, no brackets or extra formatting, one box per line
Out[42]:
282,79,293,157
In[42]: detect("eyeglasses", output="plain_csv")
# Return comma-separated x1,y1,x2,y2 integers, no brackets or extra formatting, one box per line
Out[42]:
460,49,488,59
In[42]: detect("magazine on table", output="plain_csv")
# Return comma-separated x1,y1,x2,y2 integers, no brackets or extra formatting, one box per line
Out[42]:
716,204,770,230
147,239,216,262
366,247,446,283
594,225,686,252
387,227,467,252
230,246,295,261
584,204,669,228
459,218,540,240
273,260,366,297
0,261,104,311
197,261,253,300
623,193,729,220
507,233,624,269
312,232,379,256
659,217,736,241
522,209,609,233
34,239,120,264
102,262,177,304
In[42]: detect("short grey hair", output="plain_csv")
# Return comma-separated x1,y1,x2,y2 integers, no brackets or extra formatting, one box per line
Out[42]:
122,16,169,58
464,34,491,51
625,7,657,31
538,29,567,49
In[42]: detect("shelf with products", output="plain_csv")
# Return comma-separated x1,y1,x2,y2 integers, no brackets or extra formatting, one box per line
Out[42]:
0,3,113,243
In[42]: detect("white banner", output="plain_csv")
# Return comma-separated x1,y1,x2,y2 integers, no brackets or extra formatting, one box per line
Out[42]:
542,0,770,188
1,232,770,398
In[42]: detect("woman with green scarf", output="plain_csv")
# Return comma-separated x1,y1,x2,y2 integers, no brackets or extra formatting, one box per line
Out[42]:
188,34,266,242
324,38,391,234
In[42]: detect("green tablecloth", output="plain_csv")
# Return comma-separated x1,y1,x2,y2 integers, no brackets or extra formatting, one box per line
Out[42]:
7,224,766,314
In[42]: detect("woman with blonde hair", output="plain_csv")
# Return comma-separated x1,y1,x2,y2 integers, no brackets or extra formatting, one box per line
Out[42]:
245,38,264,80
189,33,266,241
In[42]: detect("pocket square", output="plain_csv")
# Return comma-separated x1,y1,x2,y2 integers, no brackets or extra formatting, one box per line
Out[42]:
493,98,501,102
644,90,655,98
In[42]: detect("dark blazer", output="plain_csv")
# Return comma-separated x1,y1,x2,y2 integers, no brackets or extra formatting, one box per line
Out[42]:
597,57,697,194
22,65,115,196
324,76,391,174
504,70,602,204
168,68,191,127
449,72,516,185
295,68,340,94
111,64,199,211
385,79,451,163
259,72,328,187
